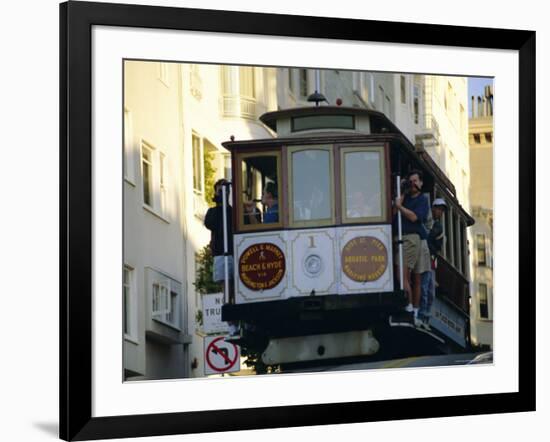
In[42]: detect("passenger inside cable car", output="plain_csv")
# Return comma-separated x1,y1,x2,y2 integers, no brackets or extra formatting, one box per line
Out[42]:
239,154,280,225
244,181,279,224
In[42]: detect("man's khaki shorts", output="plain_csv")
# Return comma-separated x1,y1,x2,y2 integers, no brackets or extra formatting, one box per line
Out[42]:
394,234,421,270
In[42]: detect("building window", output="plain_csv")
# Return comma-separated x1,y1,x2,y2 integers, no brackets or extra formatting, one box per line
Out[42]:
141,141,169,219
239,66,255,99
341,146,386,224
192,134,203,194
221,66,257,119
473,133,481,143
141,144,154,207
149,269,183,329
123,265,137,340
124,109,135,183
299,69,309,98
476,233,487,266
479,283,489,319
400,75,406,104
288,68,295,94
290,147,333,227
237,151,283,230
485,132,493,143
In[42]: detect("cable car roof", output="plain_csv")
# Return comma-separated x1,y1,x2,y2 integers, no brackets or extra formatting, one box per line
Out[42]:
259,105,401,135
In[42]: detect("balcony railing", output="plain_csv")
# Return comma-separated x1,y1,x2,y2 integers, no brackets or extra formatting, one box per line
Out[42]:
221,95,257,120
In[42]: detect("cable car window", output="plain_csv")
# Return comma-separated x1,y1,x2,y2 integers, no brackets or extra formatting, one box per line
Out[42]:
237,152,282,230
341,146,386,224
291,114,355,132
289,146,334,227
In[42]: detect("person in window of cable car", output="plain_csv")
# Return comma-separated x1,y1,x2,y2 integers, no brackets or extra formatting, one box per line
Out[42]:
393,170,430,321
244,181,279,224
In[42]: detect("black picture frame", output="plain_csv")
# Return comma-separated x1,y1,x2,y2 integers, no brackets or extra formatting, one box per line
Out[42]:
60,1,536,440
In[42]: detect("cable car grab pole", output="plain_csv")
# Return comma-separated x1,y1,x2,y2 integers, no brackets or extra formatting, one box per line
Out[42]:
396,175,404,291
222,182,230,304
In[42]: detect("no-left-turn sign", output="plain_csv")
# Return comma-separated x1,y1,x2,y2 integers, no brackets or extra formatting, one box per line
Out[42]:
204,336,240,375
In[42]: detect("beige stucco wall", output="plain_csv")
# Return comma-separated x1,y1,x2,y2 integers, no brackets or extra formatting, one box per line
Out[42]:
469,116,494,209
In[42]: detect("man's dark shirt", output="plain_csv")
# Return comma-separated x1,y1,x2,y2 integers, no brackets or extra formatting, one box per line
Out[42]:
204,205,233,256
394,193,429,240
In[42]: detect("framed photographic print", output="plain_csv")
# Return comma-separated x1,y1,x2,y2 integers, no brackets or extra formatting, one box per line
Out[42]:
60,1,535,440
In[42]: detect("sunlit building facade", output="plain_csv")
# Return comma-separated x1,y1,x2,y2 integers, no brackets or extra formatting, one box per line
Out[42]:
468,85,494,349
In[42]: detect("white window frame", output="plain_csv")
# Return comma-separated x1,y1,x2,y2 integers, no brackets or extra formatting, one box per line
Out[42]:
476,233,487,266
123,265,138,343
478,283,491,320
220,65,258,119
140,140,170,222
152,279,171,318
192,133,204,195
238,66,256,100
141,142,154,208
149,269,183,330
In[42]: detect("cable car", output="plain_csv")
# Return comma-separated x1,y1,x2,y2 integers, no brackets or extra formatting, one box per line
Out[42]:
220,94,474,370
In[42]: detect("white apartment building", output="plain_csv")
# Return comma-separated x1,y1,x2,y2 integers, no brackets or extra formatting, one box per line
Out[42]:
123,61,472,380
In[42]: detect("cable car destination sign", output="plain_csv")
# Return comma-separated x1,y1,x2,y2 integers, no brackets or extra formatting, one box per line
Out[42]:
341,236,388,282
238,242,286,290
